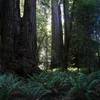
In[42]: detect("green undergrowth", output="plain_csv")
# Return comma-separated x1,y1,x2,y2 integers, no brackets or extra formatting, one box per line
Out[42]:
0,71,100,100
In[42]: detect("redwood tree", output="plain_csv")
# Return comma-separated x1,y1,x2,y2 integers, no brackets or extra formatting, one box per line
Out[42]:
51,0,63,67
1,0,20,71
20,0,38,70
63,0,70,67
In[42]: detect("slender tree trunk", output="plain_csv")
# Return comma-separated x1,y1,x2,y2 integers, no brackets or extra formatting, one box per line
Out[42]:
63,0,70,68
0,0,3,69
51,0,63,67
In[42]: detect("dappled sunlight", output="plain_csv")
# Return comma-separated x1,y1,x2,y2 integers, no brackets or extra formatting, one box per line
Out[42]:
20,0,25,17
68,67,78,72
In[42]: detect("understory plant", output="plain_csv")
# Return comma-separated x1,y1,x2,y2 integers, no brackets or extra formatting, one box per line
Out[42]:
0,71,100,100
0,74,22,100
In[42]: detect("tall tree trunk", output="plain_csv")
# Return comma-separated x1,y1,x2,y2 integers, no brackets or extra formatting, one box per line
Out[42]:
1,0,20,71
63,0,70,68
0,0,3,69
63,0,76,68
20,0,38,72
13,0,21,60
51,0,63,67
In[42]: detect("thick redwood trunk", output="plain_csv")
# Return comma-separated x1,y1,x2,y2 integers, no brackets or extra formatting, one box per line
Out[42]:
20,0,38,70
1,0,20,71
0,0,39,74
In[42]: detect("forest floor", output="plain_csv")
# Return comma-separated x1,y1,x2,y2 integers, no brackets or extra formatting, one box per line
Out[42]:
0,70,100,100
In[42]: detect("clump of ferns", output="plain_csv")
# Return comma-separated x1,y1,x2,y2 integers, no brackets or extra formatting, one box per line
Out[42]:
68,72,100,100
87,71,100,100
0,74,23,100
69,73,87,93
22,71,72,100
